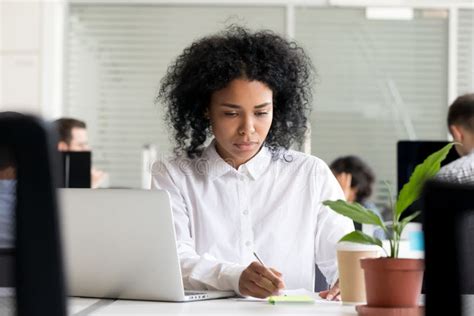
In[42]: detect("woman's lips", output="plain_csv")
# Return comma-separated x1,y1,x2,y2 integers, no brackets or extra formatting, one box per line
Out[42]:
234,142,258,151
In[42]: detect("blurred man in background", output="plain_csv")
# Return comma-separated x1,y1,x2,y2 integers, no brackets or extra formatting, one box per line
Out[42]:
437,93,474,184
53,118,107,188
55,118,89,152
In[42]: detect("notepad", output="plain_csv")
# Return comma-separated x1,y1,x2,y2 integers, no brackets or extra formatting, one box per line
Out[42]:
268,295,315,304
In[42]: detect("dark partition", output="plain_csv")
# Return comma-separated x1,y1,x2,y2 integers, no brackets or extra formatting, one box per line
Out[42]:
0,112,66,316
423,180,474,316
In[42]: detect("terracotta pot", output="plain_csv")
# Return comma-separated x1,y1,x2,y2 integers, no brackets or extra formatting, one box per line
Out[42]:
360,258,424,307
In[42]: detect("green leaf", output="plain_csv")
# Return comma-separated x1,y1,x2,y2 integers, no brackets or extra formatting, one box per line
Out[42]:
399,211,421,234
396,143,454,219
323,200,384,227
339,230,384,249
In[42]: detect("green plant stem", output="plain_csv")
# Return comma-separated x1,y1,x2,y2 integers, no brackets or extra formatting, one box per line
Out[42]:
389,238,394,258
392,209,400,258
393,232,398,258
392,223,400,258
384,180,398,258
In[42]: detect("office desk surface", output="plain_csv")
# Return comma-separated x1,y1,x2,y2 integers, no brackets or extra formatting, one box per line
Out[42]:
70,297,358,316
70,295,474,316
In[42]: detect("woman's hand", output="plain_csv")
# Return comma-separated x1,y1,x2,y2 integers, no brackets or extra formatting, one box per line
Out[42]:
238,262,285,298
319,279,341,301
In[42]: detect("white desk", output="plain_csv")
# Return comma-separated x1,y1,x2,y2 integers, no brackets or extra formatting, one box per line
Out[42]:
2,288,356,316
69,297,104,315
69,297,358,316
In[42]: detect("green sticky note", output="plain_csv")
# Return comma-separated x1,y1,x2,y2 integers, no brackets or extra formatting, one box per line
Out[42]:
268,295,315,304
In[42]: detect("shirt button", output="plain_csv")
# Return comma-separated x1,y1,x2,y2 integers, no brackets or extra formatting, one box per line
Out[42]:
243,209,249,215
245,241,251,247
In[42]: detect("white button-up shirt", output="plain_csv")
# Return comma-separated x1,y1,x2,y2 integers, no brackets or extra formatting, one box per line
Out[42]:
151,141,354,294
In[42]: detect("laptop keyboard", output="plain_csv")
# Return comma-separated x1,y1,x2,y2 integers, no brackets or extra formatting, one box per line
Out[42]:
185,291,205,295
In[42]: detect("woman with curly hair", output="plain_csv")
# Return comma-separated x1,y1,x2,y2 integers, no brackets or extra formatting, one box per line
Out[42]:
152,26,353,300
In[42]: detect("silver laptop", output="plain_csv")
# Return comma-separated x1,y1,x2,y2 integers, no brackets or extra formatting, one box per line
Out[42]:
59,188,235,302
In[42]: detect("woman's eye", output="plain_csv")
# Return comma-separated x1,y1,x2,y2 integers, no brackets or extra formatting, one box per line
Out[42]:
224,112,238,117
256,112,269,116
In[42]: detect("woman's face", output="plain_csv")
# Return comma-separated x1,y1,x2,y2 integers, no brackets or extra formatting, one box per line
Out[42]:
208,78,273,168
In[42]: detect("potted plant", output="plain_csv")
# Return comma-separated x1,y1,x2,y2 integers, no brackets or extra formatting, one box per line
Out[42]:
323,143,454,310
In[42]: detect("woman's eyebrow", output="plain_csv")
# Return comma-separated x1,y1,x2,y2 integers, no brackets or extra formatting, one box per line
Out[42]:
220,102,272,109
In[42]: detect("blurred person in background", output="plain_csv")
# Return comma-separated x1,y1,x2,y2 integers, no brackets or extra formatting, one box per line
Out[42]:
53,118,108,188
437,93,474,184
0,146,16,248
330,156,384,234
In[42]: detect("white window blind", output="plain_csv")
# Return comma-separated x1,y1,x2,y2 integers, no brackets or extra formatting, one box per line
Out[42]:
65,5,285,188
295,8,449,209
66,4,467,209
458,9,474,95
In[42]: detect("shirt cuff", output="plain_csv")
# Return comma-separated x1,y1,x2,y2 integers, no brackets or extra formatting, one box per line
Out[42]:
221,264,247,296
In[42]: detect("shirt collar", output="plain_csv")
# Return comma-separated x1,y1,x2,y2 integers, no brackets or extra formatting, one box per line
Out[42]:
203,139,272,181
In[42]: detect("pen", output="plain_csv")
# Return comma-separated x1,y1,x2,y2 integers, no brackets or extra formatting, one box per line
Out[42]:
254,251,285,295
253,251,266,267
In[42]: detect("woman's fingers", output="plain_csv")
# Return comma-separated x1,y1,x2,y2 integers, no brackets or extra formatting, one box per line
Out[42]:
322,280,341,301
238,262,285,298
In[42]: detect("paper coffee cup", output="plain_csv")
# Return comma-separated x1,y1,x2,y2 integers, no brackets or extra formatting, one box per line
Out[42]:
336,242,381,304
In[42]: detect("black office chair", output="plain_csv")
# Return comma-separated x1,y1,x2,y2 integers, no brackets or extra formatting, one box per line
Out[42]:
0,113,66,316
423,180,474,316
314,264,328,292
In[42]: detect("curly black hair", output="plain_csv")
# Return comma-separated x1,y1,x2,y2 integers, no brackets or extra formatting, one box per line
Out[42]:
158,25,314,158
330,156,375,203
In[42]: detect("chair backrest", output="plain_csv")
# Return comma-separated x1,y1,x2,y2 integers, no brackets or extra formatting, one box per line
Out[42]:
0,113,66,316
0,248,14,287
423,180,474,316
314,264,328,292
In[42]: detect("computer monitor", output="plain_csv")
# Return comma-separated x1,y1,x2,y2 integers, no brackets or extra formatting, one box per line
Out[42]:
397,141,459,222
423,180,474,315
58,151,91,188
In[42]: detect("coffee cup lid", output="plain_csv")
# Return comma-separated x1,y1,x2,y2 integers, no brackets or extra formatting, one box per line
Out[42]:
336,241,381,252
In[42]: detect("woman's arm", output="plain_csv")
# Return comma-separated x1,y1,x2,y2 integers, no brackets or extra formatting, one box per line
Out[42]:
151,160,247,294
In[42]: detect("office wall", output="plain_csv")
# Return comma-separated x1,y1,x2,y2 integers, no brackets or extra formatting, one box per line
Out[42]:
65,4,286,187
0,1,42,114
0,0,64,118
1,1,473,207
458,8,474,96
297,8,449,207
